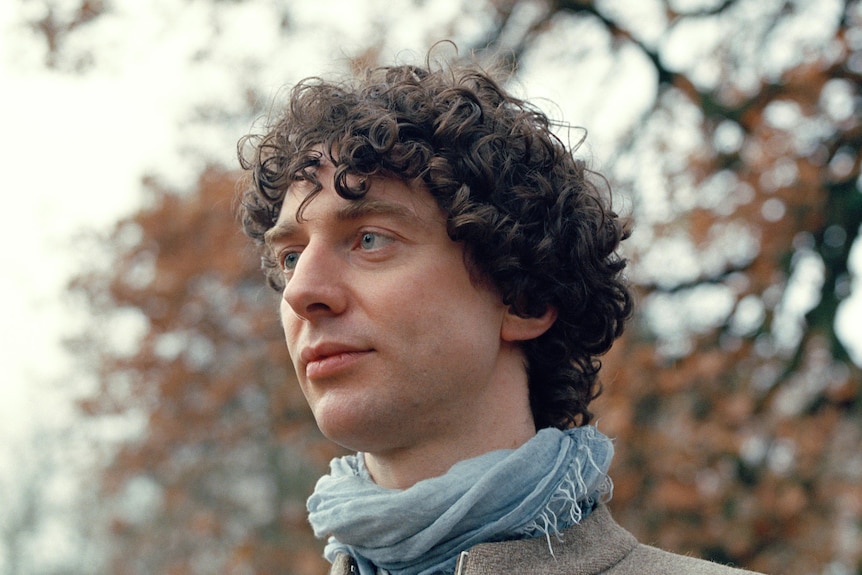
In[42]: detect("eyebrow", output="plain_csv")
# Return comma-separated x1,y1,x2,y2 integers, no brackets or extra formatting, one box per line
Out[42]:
263,197,421,250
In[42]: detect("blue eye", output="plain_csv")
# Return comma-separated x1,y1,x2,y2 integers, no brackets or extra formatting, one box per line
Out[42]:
359,232,386,250
281,252,300,271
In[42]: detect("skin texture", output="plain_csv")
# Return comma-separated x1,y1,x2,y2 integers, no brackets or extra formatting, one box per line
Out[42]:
266,158,556,489
239,65,633,431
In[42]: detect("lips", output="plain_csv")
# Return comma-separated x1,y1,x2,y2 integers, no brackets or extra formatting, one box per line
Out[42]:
300,343,372,380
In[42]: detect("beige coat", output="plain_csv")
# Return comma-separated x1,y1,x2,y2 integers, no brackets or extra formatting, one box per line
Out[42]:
328,505,763,575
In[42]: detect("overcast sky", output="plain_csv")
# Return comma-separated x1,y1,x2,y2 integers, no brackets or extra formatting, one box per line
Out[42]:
2,0,861,438
3,0,862,425
0,3,860,571
1,0,860,509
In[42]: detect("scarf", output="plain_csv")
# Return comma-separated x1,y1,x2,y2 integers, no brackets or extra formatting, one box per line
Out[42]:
307,426,614,575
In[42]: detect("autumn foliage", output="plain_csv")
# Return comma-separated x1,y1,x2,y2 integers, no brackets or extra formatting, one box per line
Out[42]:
70,172,343,575
61,1,862,574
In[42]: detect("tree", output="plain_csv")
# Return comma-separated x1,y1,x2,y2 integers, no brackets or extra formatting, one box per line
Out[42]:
68,170,342,574
17,0,861,573
481,1,862,572
509,1,862,572
0,424,106,575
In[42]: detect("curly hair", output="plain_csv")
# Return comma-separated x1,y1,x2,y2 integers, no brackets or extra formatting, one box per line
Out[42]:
237,59,633,430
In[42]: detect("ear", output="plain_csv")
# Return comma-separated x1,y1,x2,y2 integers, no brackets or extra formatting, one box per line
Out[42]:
501,306,558,343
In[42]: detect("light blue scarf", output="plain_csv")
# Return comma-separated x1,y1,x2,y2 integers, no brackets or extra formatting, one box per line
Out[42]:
307,426,614,575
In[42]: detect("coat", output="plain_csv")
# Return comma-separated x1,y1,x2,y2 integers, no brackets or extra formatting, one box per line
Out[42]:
327,505,763,575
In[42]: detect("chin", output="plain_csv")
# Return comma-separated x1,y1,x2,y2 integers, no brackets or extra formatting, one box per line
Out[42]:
312,405,379,452
315,414,408,456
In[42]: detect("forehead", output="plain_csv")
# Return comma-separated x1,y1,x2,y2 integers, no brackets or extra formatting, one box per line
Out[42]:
287,172,433,217
265,168,443,248
287,154,432,209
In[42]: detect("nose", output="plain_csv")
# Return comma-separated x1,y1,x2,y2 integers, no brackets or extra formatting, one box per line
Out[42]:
282,242,347,321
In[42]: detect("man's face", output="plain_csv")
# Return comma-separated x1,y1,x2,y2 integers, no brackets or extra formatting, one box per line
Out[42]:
266,159,518,459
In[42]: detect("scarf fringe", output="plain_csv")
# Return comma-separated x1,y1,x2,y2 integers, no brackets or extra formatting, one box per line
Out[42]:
520,430,615,556
309,426,614,575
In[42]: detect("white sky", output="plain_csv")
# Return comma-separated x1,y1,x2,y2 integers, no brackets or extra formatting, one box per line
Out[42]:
1,0,861,439
0,7,189,569
0,64,153,440
1,0,861,427
0,3,860,569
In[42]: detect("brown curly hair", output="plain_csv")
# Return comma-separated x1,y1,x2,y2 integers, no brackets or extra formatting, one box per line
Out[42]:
237,59,632,430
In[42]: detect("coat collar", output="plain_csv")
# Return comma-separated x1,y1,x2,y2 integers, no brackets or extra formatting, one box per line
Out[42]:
454,505,637,575
329,552,359,574
327,505,636,575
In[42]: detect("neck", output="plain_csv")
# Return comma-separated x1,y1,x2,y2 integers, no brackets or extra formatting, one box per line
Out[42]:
364,422,535,489
364,351,536,489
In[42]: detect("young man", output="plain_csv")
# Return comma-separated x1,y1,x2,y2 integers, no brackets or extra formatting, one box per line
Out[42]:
238,60,762,575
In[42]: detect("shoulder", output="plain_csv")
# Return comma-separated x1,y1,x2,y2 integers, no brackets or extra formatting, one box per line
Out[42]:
458,505,763,575
616,544,761,575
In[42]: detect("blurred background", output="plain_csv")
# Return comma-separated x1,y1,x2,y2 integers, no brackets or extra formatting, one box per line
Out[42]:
1,1,861,574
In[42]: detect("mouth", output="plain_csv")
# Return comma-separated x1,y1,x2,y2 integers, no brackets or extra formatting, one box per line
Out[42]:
301,344,373,380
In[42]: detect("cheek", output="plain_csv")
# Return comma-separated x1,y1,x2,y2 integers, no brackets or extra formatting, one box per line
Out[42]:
279,299,291,337
279,300,302,354
393,275,503,350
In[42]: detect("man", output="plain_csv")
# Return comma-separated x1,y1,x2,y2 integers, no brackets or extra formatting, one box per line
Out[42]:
237,59,762,575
